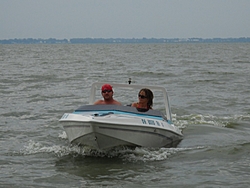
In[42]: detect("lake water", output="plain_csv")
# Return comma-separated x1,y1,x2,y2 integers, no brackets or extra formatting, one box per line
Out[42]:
0,43,250,187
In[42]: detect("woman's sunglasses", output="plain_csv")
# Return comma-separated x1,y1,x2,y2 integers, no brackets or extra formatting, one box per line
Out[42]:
138,94,147,99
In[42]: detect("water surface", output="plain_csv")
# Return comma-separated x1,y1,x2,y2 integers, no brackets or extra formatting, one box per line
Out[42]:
0,43,250,187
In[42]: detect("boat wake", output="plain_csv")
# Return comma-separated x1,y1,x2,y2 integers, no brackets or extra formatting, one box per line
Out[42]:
173,113,250,129
18,113,249,162
19,139,196,162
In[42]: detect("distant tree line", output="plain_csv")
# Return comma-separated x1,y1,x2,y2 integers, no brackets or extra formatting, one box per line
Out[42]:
1,37,250,44
0,38,69,44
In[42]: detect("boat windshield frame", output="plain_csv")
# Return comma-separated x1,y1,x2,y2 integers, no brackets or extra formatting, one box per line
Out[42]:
89,82,173,121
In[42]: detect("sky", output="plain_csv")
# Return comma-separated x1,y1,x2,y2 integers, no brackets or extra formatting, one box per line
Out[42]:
1,0,250,40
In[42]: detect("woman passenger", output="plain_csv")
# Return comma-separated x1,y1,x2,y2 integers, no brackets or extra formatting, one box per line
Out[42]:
131,88,154,110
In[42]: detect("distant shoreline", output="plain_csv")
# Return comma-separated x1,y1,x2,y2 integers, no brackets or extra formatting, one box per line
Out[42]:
1,37,250,44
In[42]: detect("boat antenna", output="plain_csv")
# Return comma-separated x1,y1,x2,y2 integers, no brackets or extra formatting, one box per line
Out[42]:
128,78,132,84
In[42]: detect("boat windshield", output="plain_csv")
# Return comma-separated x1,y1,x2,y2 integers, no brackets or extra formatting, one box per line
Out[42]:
89,82,172,121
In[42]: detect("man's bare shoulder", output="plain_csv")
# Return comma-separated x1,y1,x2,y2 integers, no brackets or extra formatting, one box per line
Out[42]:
93,100,105,105
113,100,122,105
94,99,121,105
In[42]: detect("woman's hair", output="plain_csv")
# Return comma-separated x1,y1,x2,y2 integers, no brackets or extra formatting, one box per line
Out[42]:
139,88,154,108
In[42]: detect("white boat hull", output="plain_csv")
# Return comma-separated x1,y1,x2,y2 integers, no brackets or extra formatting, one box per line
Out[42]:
60,108,183,150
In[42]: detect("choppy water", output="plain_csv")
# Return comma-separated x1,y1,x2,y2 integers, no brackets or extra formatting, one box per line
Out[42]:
0,43,250,187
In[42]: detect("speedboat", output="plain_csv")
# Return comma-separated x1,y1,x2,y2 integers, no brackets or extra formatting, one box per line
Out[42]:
59,82,183,150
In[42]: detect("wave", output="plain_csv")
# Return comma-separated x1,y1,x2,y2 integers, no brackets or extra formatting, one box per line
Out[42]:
173,113,250,129
19,139,201,162
17,112,249,162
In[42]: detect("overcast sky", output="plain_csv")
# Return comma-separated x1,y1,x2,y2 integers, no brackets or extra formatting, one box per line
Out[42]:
1,0,250,39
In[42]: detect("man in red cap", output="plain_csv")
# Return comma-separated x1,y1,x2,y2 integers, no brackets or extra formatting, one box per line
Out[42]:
94,84,122,105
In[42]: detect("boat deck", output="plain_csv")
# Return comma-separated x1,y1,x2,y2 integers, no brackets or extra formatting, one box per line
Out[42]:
75,105,165,118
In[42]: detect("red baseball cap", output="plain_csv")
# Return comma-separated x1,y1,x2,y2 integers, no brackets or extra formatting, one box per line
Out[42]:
101,84,113,91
